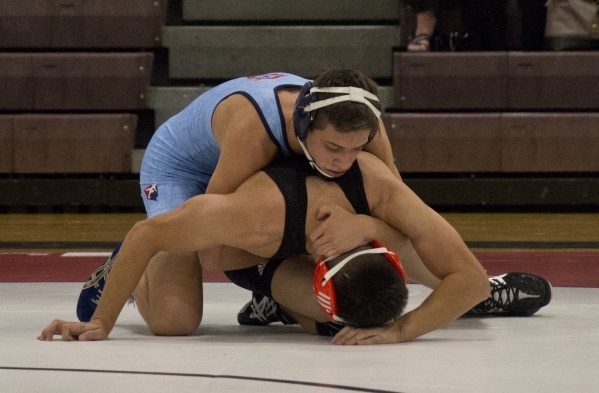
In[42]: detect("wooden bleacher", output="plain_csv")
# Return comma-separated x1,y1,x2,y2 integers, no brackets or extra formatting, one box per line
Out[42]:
384,0,599,209
385,52,599,173
1,0,598,211
0,0,166,48
0,0,166,211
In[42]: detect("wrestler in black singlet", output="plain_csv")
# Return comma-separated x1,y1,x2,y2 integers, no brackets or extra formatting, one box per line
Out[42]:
224,157,370,297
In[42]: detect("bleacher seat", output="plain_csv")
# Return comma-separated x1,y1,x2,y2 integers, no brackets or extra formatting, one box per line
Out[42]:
36,53,153,110
12,114,136,173
3,0,598,210
182,0,399,21
0,1,160,182
393,52,507,110
508,52,599,110
383,113,502,172
383,112,599,173
0,54,35,110
0,1,52,48
0,0,167,48
0,116,12,173
0,52,153,111
501,113,599,172
393,51,599,111
1,53,153,111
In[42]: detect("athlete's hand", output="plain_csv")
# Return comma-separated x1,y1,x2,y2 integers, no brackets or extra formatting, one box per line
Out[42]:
311,204,371,257
332,324,402,345
38,319,109,341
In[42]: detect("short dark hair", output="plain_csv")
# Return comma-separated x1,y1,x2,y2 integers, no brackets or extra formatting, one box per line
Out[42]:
330,251,408,328
310,69,381,140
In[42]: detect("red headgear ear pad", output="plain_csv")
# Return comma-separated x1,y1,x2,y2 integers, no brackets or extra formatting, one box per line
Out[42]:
313,241,407,324
369,240,407,282
313,259,340,322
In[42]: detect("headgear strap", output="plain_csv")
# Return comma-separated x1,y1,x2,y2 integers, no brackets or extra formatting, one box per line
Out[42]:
303,86,381,119
320,247,390,285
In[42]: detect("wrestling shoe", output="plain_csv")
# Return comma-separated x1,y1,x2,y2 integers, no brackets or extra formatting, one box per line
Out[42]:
237,292,297,326
467,272,552,316
76,241,122,322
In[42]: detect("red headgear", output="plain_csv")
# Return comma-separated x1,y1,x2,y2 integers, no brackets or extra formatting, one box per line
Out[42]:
313,241,407,324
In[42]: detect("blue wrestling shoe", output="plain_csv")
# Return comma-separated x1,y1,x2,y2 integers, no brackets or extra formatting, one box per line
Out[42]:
237,292,297,326
466,272,552,316
76,241,122,322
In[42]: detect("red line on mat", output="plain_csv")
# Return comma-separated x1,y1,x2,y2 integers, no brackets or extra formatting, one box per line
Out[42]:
1,252,597,287
0,254,229,283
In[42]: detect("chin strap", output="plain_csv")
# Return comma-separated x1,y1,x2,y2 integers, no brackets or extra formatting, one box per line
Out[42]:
297,136,335,179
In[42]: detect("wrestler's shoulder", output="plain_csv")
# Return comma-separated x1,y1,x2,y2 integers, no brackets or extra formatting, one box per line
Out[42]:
357,152,393,177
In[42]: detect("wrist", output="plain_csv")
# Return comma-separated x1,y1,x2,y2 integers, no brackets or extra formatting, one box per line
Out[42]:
90,316,112,334
390,320,404,343
357,214,378,242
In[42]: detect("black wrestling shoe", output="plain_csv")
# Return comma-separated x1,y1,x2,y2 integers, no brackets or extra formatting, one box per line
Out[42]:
467,272,552,316
237,292,297,326
76,241,122,322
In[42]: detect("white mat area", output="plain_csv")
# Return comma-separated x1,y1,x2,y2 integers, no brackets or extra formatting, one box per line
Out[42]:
1,282,597,393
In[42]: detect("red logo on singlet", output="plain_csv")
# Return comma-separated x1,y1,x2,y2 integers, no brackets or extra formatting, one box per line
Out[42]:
247,73,286,81
144,184,158,201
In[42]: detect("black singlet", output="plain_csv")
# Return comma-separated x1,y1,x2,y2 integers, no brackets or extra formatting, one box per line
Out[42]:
263,157,371,260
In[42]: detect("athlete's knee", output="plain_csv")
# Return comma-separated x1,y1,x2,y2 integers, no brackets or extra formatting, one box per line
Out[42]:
136,282,203,336
197,248,224,271
146,306,203,336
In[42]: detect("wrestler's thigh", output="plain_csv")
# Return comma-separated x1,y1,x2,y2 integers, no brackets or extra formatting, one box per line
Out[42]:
134,251,203,336
271,256,328,322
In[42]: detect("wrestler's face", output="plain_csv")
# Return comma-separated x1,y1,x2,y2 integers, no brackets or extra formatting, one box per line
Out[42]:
304,124,370,177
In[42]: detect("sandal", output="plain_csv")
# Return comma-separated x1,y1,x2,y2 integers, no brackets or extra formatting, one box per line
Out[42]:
407,34,431,52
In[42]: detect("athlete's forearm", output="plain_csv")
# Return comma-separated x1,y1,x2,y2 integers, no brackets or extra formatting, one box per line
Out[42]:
90,223,158,333
391,269,489,342
359,216,407,249
390,222,490,342
89,196,235,333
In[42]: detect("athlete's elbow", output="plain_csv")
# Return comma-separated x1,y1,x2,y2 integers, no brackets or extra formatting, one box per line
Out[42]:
470,266,491,304
125,220,162,255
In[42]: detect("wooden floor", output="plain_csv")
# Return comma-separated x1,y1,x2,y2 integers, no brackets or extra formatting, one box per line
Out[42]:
2,212,598,287
1,213,598,249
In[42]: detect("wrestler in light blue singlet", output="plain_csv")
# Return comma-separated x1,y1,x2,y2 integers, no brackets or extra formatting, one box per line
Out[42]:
140,73,309,217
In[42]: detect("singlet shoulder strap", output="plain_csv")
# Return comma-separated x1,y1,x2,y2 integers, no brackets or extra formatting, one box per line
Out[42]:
263,159,310,258
333,161,370,216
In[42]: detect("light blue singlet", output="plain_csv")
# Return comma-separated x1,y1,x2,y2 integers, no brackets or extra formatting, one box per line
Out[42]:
140,72,309,217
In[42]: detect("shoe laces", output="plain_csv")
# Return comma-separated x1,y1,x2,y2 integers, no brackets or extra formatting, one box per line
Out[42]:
82,256,115,290
250,296,278,322
91,289,103,306
482,276,517,310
